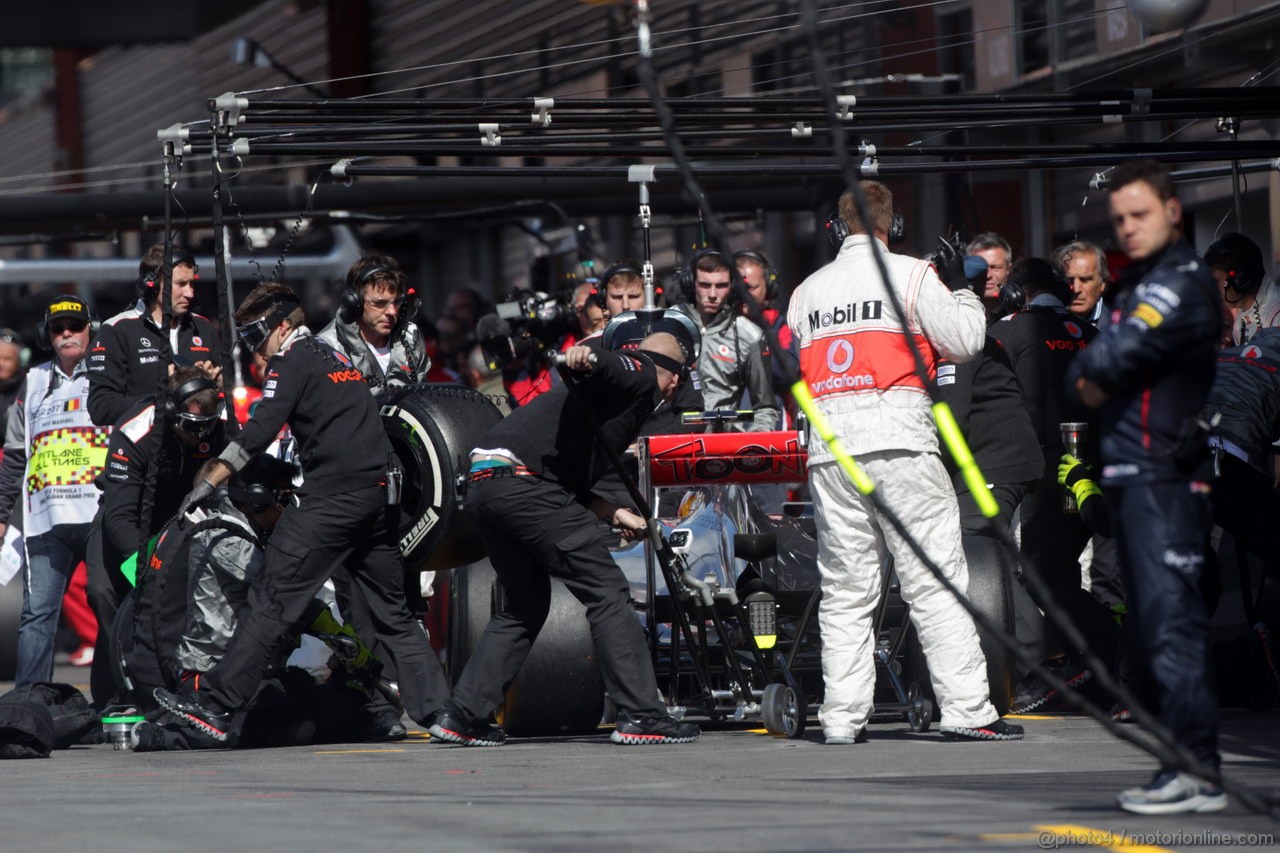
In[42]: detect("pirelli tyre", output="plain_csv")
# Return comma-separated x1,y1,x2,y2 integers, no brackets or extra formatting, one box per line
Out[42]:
904,535,1016,716
0,571,22,681
377,384,504,572
447,560,604,737
964,535,1018,715
108,590,137,700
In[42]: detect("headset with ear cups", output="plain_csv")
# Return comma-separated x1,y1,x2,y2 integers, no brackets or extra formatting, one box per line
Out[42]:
677,247,733,305
1205,232,1265,297
732,249,779,303
135,250,198,302
826,209,905,249
597,260,642,310
162,374,217,418
339,265,395,324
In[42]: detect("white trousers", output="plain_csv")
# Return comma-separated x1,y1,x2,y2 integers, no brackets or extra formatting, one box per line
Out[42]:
810,452,996,737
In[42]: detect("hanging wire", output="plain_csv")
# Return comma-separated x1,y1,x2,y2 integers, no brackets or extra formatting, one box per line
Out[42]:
268,174,322,283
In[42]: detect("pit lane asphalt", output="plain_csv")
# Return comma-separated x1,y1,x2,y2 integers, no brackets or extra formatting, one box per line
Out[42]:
3,666,1278,853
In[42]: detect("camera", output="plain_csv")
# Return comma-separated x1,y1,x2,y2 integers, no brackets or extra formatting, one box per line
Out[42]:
478,288,578,369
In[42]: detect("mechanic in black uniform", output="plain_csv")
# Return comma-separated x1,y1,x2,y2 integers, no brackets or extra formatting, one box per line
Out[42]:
1070,160,1224,814
1203,329,1280,650
581,301,705,512
154,283,449,744
87,367,224,704
931,309,1043,534
429,333,701,747
991,259,1120,713
87,243,222,429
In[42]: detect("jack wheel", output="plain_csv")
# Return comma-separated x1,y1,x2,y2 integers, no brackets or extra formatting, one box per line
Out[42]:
761,683,806,739
907,682,933,733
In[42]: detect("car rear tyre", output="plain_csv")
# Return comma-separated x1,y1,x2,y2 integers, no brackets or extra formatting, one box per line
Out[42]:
378,384,504,572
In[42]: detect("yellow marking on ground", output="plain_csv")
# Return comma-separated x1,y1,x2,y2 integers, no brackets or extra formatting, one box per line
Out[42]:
314,748,407,754
1035,823,1173,852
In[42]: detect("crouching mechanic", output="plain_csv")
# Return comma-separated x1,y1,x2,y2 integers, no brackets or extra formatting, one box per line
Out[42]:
128,455,393,750
153,283,449,744
430,334,700,746
87,368,223,705
790,181,1023,744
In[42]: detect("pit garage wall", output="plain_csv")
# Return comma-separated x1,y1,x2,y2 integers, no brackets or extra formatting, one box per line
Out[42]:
2,0,1279,296
964,0,1280,269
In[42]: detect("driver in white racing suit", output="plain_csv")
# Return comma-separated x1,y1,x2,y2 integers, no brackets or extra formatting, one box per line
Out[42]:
789,181,1023,744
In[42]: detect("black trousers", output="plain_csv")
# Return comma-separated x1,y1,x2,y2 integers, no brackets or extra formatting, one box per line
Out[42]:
1019,469,1121,665
85,507,133,706
453,474,664,723
1112,480,1219,770
1212,454,1280,609
199,485,449,726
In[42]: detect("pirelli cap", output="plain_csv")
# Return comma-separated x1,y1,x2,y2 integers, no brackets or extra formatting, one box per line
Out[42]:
45,295,91,324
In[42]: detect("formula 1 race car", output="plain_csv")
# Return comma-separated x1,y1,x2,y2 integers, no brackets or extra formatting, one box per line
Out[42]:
444,419,1017,738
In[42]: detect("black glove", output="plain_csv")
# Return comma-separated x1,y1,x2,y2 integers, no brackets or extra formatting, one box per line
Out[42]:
933,238,969,292
177,479,216,523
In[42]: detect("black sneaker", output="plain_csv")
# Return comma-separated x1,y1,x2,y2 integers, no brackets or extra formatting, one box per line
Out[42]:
939,718,1024,741
153,687,233,743
428,708,506,747
1109,702,1133,723
367,707,408,742
129,721,168,753
610,711,700,745
1010,658,1091,714
1116,769,1227,814
1248,622,1280,711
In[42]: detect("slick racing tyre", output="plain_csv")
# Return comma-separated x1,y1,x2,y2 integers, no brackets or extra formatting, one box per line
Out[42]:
962,535,1017,715
903,535,1017,716
378,384,504,572
0,571,22,681
447,560,604,737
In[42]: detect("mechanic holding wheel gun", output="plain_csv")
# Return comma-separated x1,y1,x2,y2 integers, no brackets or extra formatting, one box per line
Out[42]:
789,181,1024,746
152,282,449,745
429,334,702,747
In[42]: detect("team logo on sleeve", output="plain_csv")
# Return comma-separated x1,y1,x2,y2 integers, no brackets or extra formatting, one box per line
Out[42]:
193,336,203,346
1242,345,1263,359
333,350,352,367
1131,303,1164,328
1063,321,1083,339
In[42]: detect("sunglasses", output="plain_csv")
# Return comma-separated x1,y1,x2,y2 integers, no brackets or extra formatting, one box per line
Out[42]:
49,320,89,336
364,295,405,312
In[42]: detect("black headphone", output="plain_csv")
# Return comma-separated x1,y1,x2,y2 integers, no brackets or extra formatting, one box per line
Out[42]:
225,483,278,513
1205,233,1265,296
826,209,905,249
339,265,394,324
597,261,643,310
992,280,1027,321
732,250,779,302
677,248,734,305
226,455,297,513
825,211,849,251
136,252,198,302
161,374,218,421
35,297,98,352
